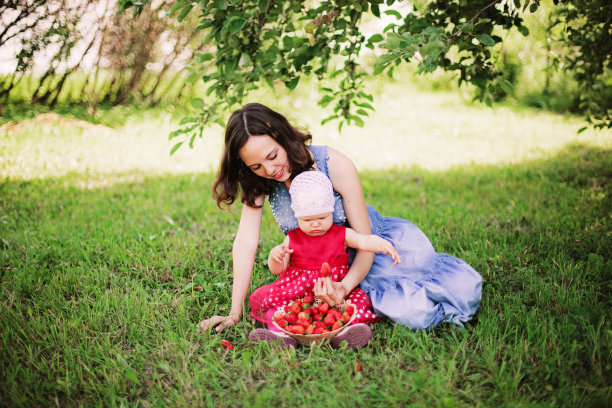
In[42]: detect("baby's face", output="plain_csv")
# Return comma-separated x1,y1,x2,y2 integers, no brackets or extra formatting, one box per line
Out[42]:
297,212,333,237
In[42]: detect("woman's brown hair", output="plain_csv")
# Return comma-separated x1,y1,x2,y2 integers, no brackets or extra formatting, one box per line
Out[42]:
212,103,314,208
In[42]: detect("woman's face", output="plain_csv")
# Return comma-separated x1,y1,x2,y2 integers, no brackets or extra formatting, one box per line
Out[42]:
239,134,291,183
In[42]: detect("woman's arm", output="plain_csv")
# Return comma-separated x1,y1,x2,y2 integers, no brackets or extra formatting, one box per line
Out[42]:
315,147,374,305
197,195,264,333
268,235,292,275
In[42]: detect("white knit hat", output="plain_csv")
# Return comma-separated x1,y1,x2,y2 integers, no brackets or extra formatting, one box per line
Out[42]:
289,171,335,218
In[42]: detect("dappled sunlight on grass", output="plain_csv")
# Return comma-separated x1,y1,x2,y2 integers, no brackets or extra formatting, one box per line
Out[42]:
1,83,610,187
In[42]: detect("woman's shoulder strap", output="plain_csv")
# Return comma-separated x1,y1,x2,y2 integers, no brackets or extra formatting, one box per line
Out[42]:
309,145,329,176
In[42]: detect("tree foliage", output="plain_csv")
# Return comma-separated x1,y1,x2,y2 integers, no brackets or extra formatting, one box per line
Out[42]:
119,0,610,153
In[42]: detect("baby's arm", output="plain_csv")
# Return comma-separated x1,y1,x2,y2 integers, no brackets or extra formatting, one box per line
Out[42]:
345,228,402,265
267,235,293,275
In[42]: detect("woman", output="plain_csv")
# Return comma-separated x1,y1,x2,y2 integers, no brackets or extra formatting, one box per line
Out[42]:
197,102,482,334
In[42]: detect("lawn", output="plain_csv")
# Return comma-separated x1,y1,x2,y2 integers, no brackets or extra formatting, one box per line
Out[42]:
1,79,610,407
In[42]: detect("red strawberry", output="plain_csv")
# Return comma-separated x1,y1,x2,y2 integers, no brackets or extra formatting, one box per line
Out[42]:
305,325,315,335
303,308,313,316
355,362,362,372
320,262,331,277
313,314,322,322
278,319,288,328
303,294,314,304
313,327,324,335
290,301,302,314
322,329,331,333
323,314,336,326
318,302,329,314
273,310,286,322
314,321,325,329
298,312,310,321
297,318,310,328
291,325,305,334
221,340,232,350
285,312,298,325
342,311,351,322
345,304,355,316
332,309,343,321
331,321,343,331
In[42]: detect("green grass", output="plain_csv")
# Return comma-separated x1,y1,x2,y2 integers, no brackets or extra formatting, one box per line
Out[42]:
1,82,611,407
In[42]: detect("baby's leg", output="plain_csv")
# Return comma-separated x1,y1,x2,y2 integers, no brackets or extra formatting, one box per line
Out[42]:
346,288,379,324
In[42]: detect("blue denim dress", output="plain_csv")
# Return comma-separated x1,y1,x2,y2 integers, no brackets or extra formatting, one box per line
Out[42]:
268,145,482,330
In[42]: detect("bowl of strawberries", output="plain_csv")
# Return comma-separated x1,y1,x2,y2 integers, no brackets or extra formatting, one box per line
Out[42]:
271,294,357,345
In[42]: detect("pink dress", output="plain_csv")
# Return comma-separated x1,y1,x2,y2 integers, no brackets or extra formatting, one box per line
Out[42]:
249,224,378,327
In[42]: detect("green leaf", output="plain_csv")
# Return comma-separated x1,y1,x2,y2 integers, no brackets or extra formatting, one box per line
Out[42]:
239,53,252,66
215,0,227,10
375,53,398,66
195,52,214,62
318,95,334,107
320,115,339,125
351,115,364,127
498,78,513,94
369,34,384,43
475,34,495,46
124,368,141,385
371,4,380,17
190,98,204,109
284,76,300,90
384,10,402,20
229,17,245,35
170,141,184,155
177,4,193,22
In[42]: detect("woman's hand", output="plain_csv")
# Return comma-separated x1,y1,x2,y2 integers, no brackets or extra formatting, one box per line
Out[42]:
196,314,241,334
314,277,348,307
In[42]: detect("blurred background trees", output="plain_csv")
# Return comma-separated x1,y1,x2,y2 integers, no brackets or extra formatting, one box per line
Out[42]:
0,0,207,110
1,0,610,140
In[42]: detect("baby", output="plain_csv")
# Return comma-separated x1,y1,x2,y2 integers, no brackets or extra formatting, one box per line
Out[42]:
249,170,400,348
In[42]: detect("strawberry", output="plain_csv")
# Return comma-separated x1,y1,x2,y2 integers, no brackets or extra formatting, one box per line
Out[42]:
322,329,331,334
273,310,286,322
313,313,322,321
290,301,302,314
331,321,343,331
303,294,314,304
332,309,343,321
278,319,288,328
323,314,336,326
297,318,310,328
318,302,329,314
320,262,331,277
298,312,310,322
221,340,232,350
314,320,325,329
345,304,355,316
291,325,305,334
313,327,324,335
303,308,313,316
355,362,362,372
305,325,315,335
285,312,298,325
342,311,351,323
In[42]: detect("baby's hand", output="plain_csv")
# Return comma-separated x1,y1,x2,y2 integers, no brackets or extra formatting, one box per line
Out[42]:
375,238,401,265
270,243,293,264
